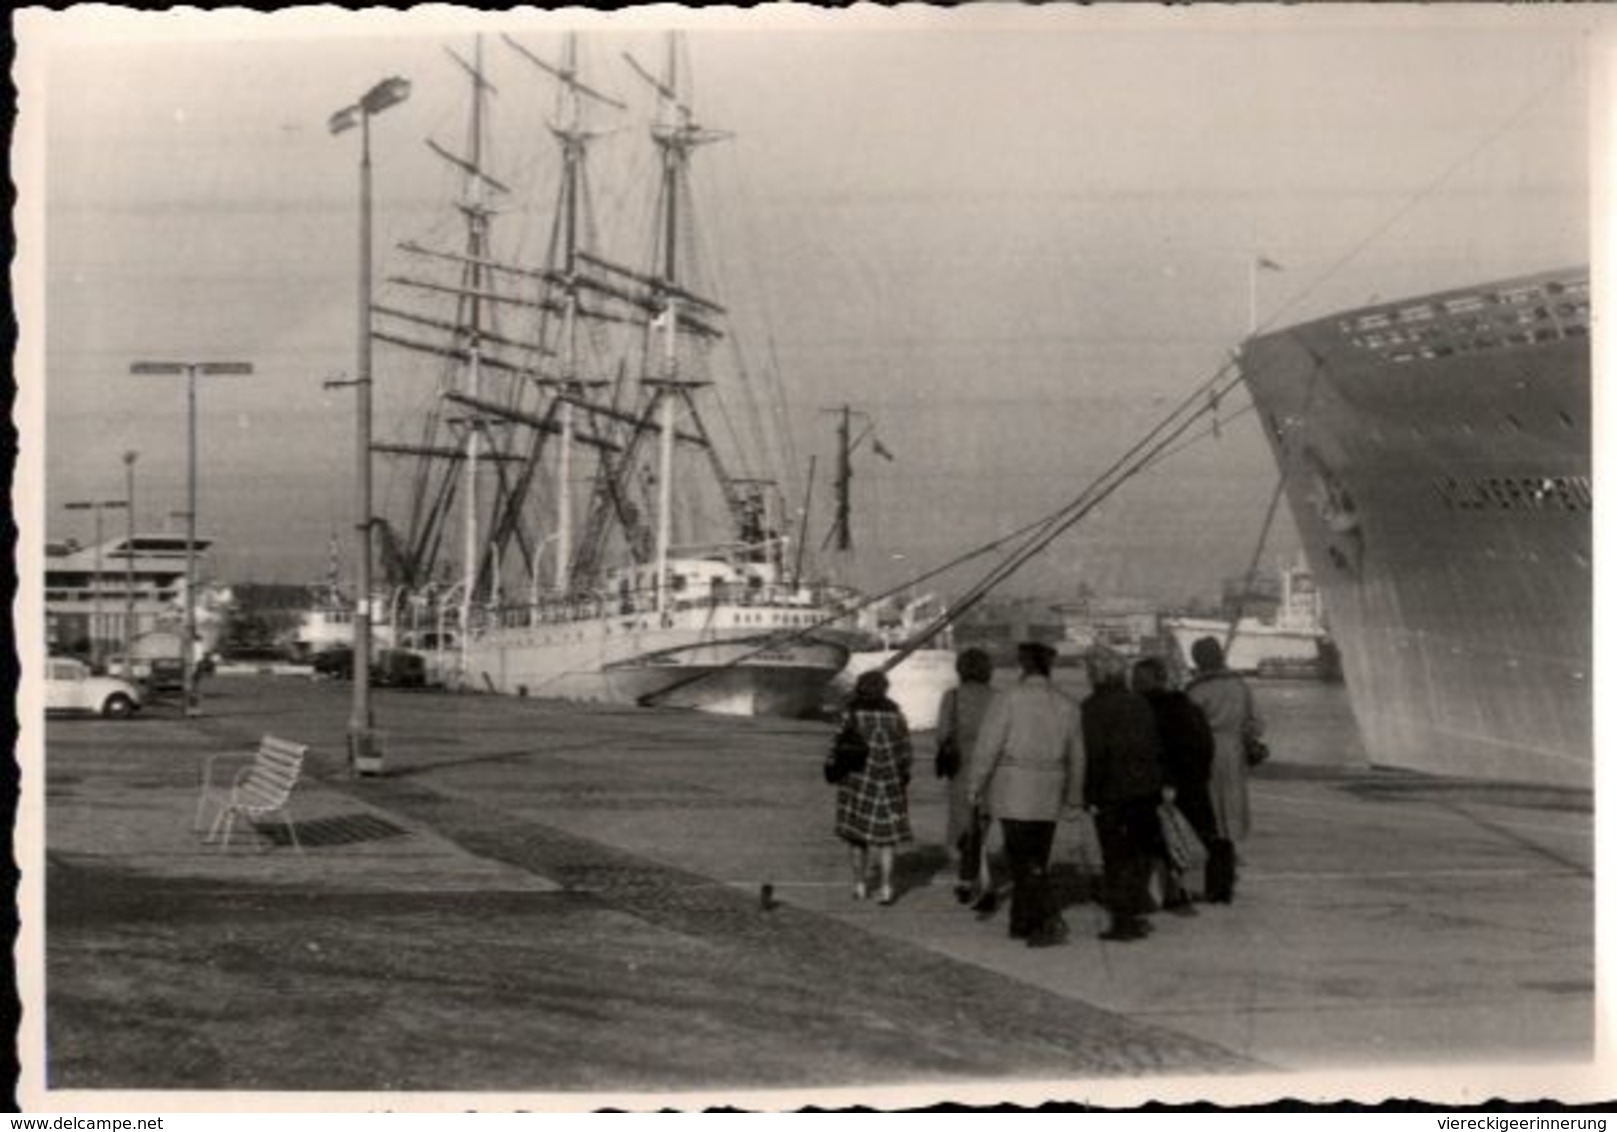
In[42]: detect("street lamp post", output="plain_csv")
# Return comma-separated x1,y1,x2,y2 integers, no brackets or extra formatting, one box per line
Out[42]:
123,451,138,679
63,498,128,669
330,75,410,777
130,360,253,716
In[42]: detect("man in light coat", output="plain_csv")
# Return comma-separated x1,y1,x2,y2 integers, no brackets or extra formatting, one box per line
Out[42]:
1185,636,1259,904
967,641,1086,948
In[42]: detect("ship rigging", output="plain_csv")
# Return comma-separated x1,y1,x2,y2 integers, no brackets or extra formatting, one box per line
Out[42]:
368,31,847,716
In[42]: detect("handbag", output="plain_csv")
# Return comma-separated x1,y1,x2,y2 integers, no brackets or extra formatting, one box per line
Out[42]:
823,718,870,784
1241,683,1270,767
1157,801,1205,871
1241,717,1271,768
934,689,961,779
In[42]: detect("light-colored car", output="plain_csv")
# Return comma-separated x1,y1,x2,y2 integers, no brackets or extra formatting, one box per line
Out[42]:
45,657,143,719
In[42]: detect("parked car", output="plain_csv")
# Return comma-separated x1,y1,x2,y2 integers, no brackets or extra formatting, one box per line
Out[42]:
373,648,427,689
311,646,354,680
114,655,213,696
45,657,142,719
310,646,426,689
219,644,289,663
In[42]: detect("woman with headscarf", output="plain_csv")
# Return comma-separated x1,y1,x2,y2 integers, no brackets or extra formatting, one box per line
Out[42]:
835,669,914,905
1184,636,1260,904
935,647,996,904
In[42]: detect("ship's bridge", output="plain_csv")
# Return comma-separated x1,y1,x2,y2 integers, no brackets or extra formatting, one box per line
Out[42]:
597,555,827,614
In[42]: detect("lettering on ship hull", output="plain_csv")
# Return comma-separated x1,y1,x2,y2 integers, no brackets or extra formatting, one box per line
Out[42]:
1432,475,1591,514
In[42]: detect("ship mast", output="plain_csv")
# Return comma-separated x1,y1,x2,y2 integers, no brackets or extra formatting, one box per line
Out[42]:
459,37,490,646
373,35,522,602
625,34,755,602
821,403,891,556
500,32,630,599
648,36,684,616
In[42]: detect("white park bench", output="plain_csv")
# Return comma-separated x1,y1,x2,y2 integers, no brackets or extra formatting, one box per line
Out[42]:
195,735,309,852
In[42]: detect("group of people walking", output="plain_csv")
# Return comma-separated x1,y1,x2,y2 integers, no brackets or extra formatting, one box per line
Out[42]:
829,635,1260,948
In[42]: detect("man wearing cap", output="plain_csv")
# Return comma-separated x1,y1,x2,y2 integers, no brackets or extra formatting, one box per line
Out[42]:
967,641,1086,948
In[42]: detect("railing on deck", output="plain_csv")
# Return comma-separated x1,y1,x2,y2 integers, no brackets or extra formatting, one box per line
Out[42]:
469,579,862,635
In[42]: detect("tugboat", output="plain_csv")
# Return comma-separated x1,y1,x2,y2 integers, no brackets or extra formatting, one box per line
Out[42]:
1163,558,1331,678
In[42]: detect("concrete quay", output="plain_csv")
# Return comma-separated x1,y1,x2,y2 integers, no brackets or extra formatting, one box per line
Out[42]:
26,674,1603,1109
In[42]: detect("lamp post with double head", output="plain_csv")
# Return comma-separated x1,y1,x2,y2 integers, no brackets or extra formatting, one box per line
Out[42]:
130,360,253,716
330,75,410,776
63,498,128,669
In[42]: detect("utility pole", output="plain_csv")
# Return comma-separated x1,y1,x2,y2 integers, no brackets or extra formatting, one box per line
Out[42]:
130,360,254,716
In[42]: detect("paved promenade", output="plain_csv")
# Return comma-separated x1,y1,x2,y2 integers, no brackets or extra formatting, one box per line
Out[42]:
26,675,1601,1109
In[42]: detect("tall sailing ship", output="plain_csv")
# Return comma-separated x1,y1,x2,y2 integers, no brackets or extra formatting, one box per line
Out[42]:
1241,268,1590,788
371,33,848,717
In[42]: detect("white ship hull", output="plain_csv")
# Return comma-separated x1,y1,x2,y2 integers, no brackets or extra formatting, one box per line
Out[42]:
1242,268,1591,788
1163,617,1325,676
829,648,959,730
455,603,847,719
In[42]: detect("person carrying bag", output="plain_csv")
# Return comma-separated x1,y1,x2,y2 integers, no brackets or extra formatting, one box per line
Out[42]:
935,649,997,908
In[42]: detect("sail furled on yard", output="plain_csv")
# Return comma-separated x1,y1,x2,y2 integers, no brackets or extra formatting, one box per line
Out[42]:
372,30,798,612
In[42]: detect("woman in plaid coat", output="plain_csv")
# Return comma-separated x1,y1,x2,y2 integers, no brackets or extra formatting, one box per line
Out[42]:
836,670,914,905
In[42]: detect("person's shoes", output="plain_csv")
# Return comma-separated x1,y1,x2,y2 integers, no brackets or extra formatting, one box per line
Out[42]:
953,884,974,905
853,882,867,901
1026,919,1070,949
1099,918,1149,942
877,885,895,906
972,890,999,915
1164,892,1199,917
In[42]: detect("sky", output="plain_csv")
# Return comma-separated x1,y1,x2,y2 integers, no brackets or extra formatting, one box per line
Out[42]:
18,5,1610,607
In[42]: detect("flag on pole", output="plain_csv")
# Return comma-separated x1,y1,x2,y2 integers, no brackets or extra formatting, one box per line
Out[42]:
1256,255,1284,272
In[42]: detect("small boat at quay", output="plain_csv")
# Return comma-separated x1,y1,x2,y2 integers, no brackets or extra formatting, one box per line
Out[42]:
1163,559,1330,677
827,594,959,730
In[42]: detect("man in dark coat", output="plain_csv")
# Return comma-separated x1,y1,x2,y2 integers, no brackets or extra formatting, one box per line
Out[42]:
1131,656,1216,911
1080,646,1165,942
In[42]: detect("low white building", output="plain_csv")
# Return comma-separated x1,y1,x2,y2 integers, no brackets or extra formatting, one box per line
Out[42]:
45,534,223,665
